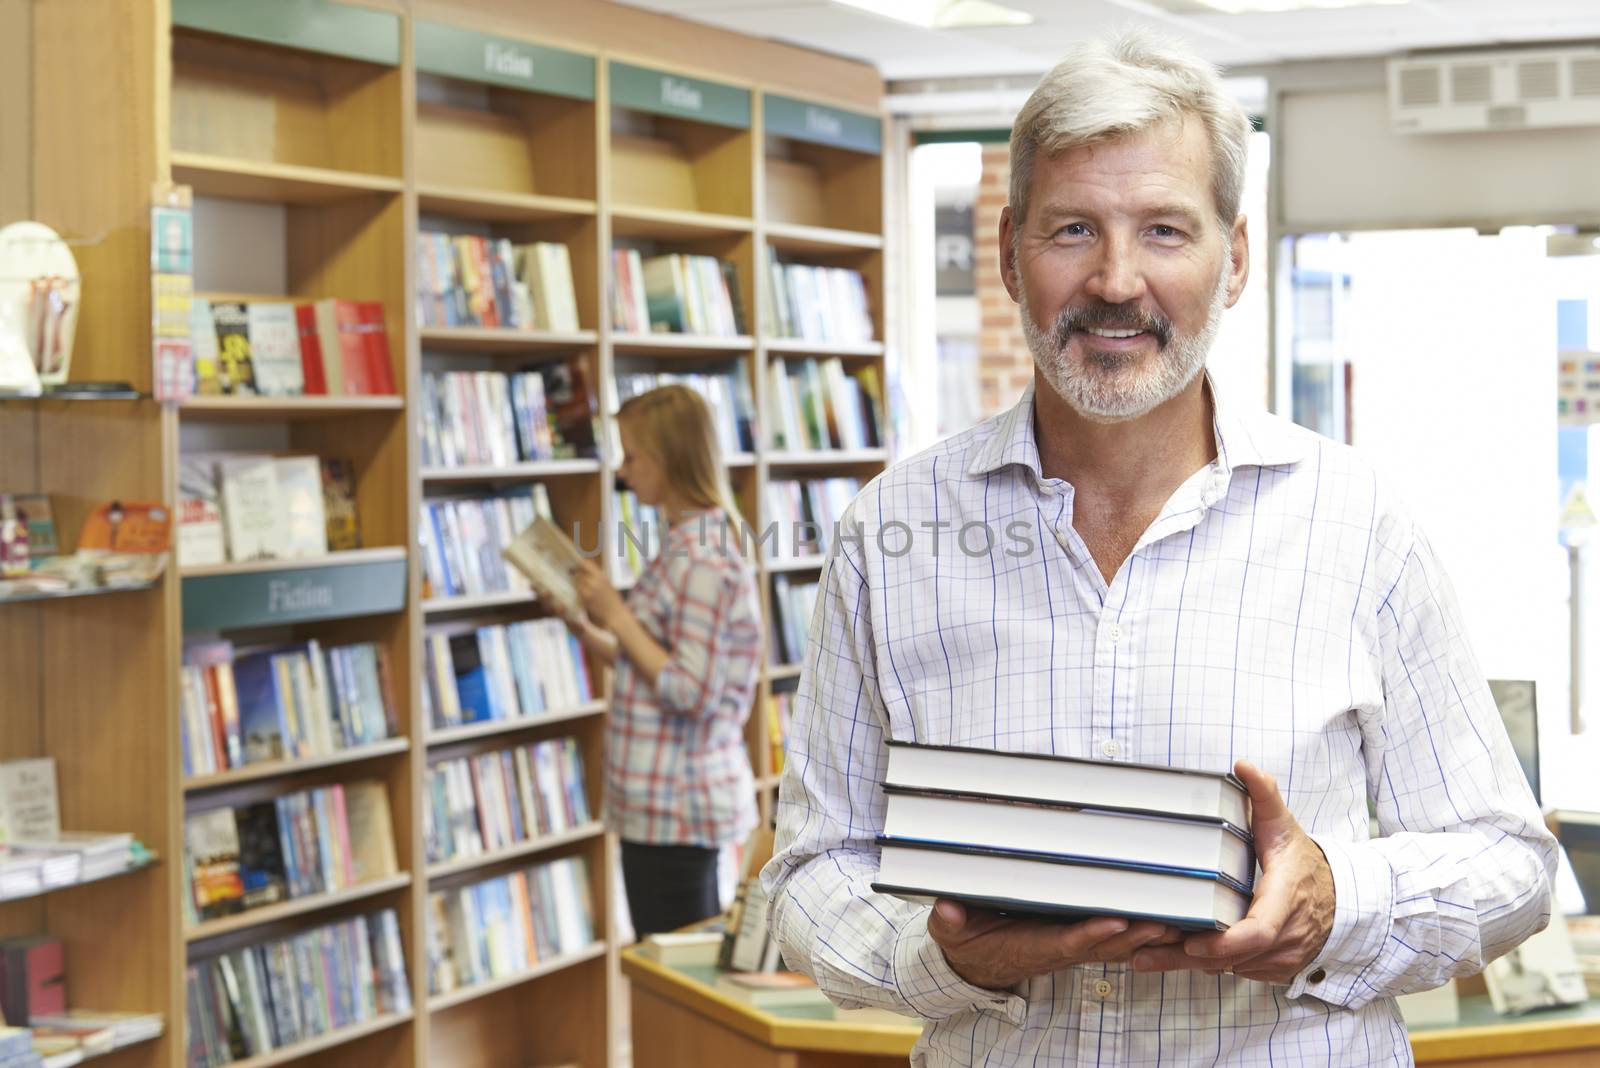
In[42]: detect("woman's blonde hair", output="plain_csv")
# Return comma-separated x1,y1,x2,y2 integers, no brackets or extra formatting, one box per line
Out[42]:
617,384,742,524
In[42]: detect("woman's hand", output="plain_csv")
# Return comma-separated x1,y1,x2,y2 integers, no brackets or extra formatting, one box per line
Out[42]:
573,557,627,631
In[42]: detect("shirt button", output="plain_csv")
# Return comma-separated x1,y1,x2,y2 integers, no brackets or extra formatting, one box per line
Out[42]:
1107,624,1122,643
1308,968,1326,984
1092,979,1114,998
1101,739,1120,758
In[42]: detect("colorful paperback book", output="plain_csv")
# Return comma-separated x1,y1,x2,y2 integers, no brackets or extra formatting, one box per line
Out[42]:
245,303,305,396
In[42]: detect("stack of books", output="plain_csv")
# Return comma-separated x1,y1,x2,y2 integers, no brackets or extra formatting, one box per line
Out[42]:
610,251,745,337
871,742,1255,931
769,575,819,666
419,485,549,601
764,260,874,346
612,367,756,456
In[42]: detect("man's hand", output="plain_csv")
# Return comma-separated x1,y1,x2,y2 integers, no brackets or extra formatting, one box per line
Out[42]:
1132,760,1335,984
930,900,1181,991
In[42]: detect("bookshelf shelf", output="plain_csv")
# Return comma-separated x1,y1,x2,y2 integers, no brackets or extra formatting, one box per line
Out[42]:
171,152,405,205
178,395,405,420
183,738,412,794
427,942,609,1013
0,856,159,904
419,326,599,352
611,333,754,355
610,205,753,240
422,590,540,615
180,546,407,579
764,221,884,253
0,385,144,402
421,461,603,483
762,338,885,358
755,773,781,791
220,1012,415,1068
727,452,757,468
417,184,597,222
765,448,889,468
426,821,605,882
426,701,610,748
764,664,803,684
762,554,828,574
0,579,160,607
185,873,414,944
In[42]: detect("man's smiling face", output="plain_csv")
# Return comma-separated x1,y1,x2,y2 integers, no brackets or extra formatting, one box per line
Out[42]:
1002,115,1249,423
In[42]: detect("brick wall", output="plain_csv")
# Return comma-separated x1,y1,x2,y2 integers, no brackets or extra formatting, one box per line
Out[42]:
974,144,1033,418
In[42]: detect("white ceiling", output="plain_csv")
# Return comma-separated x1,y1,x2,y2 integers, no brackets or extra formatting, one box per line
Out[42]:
613,0,1600,80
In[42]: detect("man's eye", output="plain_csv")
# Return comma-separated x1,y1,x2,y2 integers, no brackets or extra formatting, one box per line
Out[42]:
1057,223,1090,238
1151,225,1182,239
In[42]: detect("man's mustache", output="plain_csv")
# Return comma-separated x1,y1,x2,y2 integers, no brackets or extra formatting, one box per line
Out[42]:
1050,301,1173,349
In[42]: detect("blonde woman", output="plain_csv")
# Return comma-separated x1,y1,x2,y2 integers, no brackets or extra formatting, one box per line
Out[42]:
568,384,762,935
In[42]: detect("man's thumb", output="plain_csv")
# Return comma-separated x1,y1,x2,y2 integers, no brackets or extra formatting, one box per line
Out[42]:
1234,760,1293,845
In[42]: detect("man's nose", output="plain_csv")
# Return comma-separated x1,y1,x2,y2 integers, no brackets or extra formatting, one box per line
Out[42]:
1083,235,1146,305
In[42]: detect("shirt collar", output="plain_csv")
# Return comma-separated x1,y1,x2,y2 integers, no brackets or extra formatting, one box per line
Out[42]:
965,372,1306,482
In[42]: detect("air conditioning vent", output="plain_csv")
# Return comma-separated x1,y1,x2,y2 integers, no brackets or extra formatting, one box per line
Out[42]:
1450,63,1492,104
1573,58,1600,98
1389,46,1600,134
1398,65,1441,108
1518,60,1559,100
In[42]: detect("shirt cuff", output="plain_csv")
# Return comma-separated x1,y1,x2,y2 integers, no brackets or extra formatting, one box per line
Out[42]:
653,661,694,714
1288,835,1395,1006
892,910,1027,1026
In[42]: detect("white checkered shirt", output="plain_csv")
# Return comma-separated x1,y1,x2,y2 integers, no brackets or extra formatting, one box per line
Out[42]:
762,379,1555,1067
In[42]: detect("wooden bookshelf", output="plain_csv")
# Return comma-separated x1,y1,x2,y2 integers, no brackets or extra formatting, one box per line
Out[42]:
10,2,884,1066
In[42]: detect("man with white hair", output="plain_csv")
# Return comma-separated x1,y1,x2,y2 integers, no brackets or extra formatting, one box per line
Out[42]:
761,28,1555,1066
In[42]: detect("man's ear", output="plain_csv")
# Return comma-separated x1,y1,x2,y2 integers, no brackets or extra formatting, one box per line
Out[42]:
1225,214,1250,309
999,206,1021,303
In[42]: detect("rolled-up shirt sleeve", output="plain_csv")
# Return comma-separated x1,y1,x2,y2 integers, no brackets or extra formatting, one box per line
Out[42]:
1289,527,1556,1009
652,552,751,718
759,528,1024,1024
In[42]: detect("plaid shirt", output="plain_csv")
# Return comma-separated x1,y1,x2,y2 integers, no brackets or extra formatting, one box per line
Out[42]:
606,508,762,847
762,379,1555,1067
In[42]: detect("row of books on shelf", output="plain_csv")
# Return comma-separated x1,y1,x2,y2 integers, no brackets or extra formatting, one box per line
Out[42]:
764,477,860,561
422,358,600,469
423,619,593,729
415,234,580,333
770,574,819,666
767,357,883,452
426,856,594,996
764,261,874,347
610,251,746,338
177,454,361,567
0,759,146,900
185,909,409,1068
422,370,556,469
419,486,547,601
612,489,662,581
424,737,590,866
184,780,397,924
613,367,756,456
179,639,399,778
193,299,395,398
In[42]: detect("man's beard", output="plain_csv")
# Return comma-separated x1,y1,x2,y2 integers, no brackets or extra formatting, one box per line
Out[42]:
1020,255,1230,423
